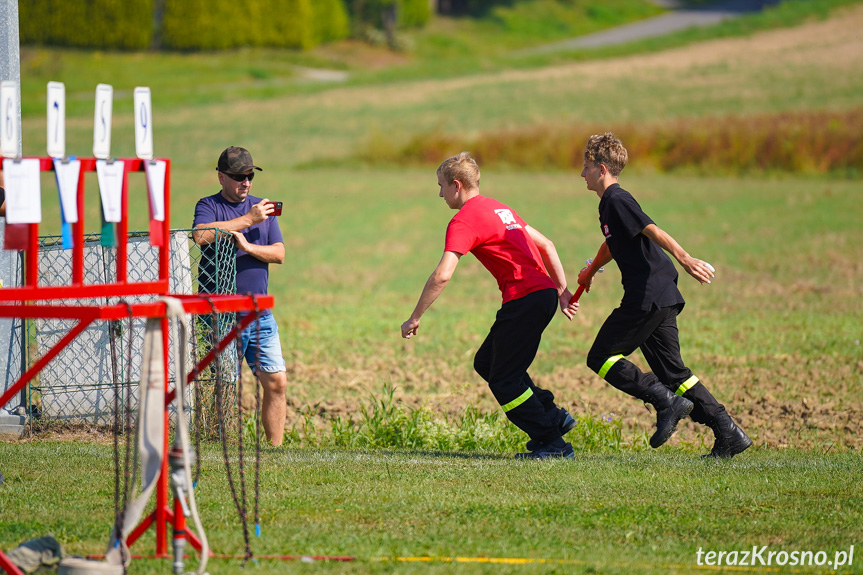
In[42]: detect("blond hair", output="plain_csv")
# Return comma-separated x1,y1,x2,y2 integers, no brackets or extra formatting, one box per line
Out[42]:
437,152,480,190
584,132,628,177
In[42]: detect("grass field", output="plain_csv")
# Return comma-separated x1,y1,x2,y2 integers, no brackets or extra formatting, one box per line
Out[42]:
3,0,863,573
1,442,862,574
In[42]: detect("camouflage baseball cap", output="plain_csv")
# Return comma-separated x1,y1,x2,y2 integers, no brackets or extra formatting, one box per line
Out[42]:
217,146,262,174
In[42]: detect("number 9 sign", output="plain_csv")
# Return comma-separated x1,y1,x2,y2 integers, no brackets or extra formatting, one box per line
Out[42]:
133,87,153,160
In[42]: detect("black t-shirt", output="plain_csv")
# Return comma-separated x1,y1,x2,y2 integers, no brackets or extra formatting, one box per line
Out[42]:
598,183,684,311
0,186,5,206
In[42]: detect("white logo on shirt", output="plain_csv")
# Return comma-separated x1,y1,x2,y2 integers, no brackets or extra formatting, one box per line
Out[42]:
495,209,517,225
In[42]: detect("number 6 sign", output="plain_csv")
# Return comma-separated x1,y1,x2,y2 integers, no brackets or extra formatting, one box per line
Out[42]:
1,81,20,158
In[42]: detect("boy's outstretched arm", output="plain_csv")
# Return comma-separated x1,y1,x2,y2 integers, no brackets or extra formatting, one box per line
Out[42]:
641,223,715,285
577,242,613,292
525,225,577,320
401,251,461,339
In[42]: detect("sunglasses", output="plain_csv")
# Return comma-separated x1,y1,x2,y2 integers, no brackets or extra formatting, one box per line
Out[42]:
222,171,255,182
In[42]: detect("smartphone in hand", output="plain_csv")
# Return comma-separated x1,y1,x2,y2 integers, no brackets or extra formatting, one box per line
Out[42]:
267,201,283,216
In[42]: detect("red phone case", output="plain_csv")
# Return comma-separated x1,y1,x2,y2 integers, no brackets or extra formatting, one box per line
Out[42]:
268,202,283,216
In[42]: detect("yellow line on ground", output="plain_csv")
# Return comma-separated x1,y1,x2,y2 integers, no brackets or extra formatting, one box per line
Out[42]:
376,556,837,574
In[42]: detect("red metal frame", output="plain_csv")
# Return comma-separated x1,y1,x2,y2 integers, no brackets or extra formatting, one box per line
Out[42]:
0,157,171,301
0,157,273,564
0,551,24,575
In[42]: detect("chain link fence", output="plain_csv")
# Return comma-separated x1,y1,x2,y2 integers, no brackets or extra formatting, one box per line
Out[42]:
0,218,26,431
4,229,239,432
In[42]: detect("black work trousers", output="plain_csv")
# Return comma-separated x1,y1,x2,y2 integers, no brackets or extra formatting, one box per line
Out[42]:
586,304,726,426
474,288,564,443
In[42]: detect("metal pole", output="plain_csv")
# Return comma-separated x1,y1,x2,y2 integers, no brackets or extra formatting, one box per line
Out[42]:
0,0,22,156
0,0,24,421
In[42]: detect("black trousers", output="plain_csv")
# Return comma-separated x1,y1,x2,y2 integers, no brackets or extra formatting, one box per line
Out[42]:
586,304,726,426
473,289,564,443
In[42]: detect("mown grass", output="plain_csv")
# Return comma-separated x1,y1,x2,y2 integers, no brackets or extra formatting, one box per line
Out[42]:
401,0,664,60
18,0,863,122
4,4,863,573
513,0,863,63
19,6,863,188
1,441,862,574
18,168,863,450
17,0,664,118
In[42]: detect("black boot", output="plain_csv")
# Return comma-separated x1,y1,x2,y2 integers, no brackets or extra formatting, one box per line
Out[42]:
641,383,694,448
703,413,752,459
525,408,577,452
515,437,574,459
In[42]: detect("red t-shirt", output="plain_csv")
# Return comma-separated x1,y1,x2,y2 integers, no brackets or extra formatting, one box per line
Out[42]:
445,195,556,304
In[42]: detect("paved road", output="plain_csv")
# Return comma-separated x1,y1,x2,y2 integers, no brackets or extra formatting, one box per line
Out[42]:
516,0,781,55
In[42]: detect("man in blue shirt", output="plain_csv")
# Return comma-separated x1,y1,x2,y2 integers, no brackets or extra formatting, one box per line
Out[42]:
193,147,287,446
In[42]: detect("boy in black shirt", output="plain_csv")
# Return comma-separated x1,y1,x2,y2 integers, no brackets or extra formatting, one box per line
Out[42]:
576,133,751,458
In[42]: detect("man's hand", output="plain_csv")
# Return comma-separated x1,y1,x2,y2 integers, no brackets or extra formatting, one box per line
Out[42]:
248,198,274,225
576,257,604,293
680,256,715,285
231,230,251,252
577,266,595,292
401,318,420,339
558,290,579,320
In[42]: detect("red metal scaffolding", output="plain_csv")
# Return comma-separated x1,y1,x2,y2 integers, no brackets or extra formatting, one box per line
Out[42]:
0,157,271,567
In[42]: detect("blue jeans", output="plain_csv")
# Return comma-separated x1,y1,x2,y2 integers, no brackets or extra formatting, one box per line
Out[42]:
238,313,286,374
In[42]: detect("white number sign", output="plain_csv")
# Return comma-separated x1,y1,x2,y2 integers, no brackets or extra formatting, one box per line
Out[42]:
1,81,20,158
47,81,66,159
133,87,153,160
93,84,114,160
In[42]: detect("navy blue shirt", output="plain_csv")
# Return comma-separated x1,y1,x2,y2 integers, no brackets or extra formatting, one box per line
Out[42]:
193,192,283,305
598,184,684,311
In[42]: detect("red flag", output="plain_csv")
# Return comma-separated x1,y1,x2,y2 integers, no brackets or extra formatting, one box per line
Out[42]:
4,223,30,251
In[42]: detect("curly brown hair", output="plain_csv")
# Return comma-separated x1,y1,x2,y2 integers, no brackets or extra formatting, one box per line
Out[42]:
584,133,628,177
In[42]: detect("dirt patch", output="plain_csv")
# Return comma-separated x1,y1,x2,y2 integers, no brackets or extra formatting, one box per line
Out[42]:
264,349,863,451
17,355,860,452
17,421,119,445
311,39,410,70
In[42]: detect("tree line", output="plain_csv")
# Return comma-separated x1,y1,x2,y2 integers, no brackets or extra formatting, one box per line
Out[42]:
19,0,448,51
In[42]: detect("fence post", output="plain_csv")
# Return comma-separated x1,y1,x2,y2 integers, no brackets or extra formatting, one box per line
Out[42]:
0,0,27,427
0,0,22,156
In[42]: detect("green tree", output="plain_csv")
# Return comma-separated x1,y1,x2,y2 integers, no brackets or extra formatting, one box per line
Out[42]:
20,0,153,50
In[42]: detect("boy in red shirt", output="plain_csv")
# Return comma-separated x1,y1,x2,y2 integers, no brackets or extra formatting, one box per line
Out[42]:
401,152,579,458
